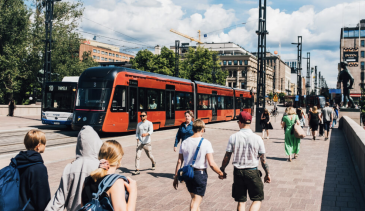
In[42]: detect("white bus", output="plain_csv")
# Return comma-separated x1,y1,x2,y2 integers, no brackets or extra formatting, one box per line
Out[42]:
41,77,79,126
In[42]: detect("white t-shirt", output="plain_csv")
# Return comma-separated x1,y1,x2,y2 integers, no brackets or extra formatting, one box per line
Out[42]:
136,120,153,144
179,137,214,169
226,129,266,169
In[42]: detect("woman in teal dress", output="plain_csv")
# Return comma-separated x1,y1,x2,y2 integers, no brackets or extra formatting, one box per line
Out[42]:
281,107,301,162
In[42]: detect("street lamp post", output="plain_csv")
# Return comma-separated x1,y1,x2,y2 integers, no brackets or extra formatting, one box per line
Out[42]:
303,52,310,113
291,36,302,108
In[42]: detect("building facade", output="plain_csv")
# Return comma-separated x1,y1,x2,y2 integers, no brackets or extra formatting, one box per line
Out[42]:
79,40,134,63
340,20,365,104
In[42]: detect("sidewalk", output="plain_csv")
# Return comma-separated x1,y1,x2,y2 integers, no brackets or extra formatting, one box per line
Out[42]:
0,117,363,210
0,115,42,131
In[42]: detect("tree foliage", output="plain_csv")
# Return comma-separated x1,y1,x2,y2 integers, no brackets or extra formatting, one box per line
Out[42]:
0,0,98,104
131,46,227,85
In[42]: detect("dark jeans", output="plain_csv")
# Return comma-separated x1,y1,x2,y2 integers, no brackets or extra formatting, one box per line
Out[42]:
319,123,324,136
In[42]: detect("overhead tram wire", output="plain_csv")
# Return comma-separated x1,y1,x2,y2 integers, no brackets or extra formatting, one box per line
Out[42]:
81,17,148,46
76,29,152,47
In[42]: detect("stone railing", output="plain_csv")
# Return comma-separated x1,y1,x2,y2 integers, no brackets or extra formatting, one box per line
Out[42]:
0,104,41,116
340,116,365,198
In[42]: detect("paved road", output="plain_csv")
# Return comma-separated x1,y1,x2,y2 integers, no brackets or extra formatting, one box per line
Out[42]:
0,106,364,210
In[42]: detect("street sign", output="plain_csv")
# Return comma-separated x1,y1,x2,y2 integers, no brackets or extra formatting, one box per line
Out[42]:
273,95,278,102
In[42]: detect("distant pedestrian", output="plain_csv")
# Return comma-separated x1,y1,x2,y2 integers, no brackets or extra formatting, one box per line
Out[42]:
133,111,156,175
319,108,324,137
308,106,321,140
45,126,102,211
220,111,271,211
281,107,301,162
321,102,333,141
8,99,15,116
173,119,225,211
174,110,194,152
296,108,305,128
15,129,51,210
81,140,137,210
332,106,338,128
260,108,273,139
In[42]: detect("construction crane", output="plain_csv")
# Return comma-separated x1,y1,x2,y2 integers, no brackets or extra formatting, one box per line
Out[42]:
170,29,203,44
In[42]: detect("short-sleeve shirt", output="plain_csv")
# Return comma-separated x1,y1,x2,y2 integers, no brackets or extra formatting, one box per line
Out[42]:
179,137,214,169
323,107,332,122
226,129,265,169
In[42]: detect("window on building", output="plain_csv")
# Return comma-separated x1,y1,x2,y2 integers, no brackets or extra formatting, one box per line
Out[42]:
223,61,227,65
343,29,349,38
242,71,246,77
228,61,232,65
97,56,100,60
112,53,115,57
109,59,112,62
109,53,112,56
362,40,365,47
233,71,237,77
101,57,104,61
362,62,364,70
239,60,242,65
241,82,245,89
348,30,355,37
355,30,359,37
116,60,119,62
234,60,238,65
93,55,96,59
229,71,232,77
244,60,248,65
97,50,100,53
93,49,97,53
233,82,237,88
228,82,232,87
362,51,364,58
101,51,104,55
361,30,365,37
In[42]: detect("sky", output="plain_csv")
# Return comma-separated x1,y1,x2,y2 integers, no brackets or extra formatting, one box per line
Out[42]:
71,0,365,88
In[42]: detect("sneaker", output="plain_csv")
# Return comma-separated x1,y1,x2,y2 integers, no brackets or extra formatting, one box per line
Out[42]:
132,170,140,175
152,163,156,170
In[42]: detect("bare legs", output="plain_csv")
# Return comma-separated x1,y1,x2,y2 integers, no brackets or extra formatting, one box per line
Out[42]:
261,130,269,139
190,193,203,211
237,201,262,211
311,130,317,140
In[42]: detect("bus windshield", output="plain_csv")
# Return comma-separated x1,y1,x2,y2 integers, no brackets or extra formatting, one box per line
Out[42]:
75,88,110,111
44,90,75,112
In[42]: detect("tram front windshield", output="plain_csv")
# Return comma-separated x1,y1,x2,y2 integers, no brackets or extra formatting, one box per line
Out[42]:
44,84,75,112
76,88,110,110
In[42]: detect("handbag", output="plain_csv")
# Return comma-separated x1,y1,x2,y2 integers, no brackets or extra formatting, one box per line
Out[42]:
291,115,306,139
177,138,204,182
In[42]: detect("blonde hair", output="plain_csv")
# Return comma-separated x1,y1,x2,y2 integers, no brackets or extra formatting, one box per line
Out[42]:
192,119,205,133
264,108,269,113
24,129,46,150
90,140,124,182
185,110,194,119
287,107,296,115
312,106,318,113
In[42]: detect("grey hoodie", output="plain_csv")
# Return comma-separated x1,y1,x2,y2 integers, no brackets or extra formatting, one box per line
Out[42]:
45,126,103,211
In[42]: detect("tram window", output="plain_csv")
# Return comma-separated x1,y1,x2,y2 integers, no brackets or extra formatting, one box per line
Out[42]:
225,97,233,109
235,97,240,109
176,92,193,110
218,96,225,109
111,86,126,112
139,88,145,110
147,89,164,110
198,94,210,109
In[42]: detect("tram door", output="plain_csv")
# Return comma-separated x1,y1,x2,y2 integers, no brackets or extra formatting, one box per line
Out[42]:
212,93,218,121
127,86,138,130
165,89,175,126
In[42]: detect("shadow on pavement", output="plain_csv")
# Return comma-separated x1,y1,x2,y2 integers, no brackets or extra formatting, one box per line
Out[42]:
272,141,284,143
320,128,365,210
266,156,287,161
147,172,174,179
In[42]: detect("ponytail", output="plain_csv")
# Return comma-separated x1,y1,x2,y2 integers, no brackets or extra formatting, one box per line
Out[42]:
90,140,124,182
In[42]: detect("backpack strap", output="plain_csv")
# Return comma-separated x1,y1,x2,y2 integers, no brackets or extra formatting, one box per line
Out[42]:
93,174,128,200
191,138,204,166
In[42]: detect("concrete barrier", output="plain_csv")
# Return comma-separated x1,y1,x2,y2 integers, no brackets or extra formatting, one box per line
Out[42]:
340,116,365,198
0,104,41,116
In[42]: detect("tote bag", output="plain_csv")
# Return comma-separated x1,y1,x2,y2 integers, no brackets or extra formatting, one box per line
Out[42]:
291,115,306,139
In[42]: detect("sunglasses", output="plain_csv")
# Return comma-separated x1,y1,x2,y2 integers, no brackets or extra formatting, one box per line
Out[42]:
140,115,146,117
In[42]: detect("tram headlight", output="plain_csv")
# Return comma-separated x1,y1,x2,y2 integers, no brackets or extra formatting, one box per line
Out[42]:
67,114,73,122
42,113,47,120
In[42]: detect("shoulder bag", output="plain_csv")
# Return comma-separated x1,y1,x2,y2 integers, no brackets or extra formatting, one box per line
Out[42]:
177,138,204,182
291,115,306,139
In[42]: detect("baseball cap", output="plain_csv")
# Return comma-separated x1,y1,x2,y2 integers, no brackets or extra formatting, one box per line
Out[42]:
237,111,252,124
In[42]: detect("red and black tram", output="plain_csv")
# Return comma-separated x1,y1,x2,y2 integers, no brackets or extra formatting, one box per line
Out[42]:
72,67,253,132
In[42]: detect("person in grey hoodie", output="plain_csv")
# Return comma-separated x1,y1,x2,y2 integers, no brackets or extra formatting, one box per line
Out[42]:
45,126,103,211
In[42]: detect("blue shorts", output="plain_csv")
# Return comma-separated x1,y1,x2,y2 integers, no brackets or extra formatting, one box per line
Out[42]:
324,121,331,131
185,170,208,196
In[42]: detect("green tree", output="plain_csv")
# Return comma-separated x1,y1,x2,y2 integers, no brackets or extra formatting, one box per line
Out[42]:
130,49,155,71
180,46,227,85
278,92,285,103
0,0,31,104
268,92,273,99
